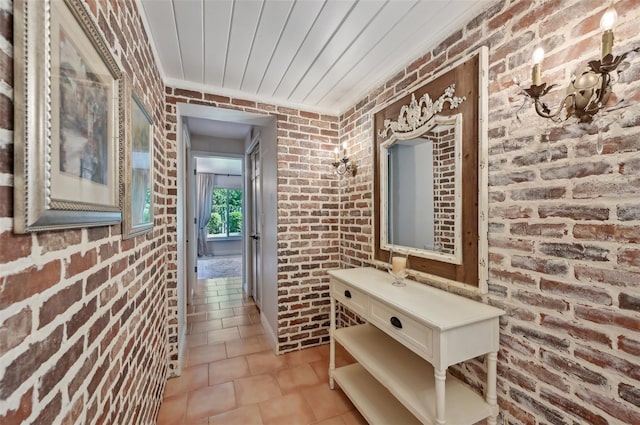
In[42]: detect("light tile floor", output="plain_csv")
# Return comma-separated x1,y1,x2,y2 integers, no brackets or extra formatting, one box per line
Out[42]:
157,277,366,425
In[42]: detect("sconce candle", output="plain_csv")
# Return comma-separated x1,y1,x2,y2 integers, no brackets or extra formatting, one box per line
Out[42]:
600,6,617,58
334,147,339,161
531,47,545,86
391,256,407,274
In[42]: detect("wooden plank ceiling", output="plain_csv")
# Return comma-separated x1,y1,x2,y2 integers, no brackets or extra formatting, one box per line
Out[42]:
139,0,492,115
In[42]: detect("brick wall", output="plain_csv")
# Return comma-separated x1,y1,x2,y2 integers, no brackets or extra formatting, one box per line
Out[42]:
433,128,456,254
339,0,640,423
164,89,341,363
0,0,168,424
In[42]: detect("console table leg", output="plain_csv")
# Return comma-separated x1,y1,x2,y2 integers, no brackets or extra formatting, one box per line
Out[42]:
329,296,336,390
486,351,498,425
434,368,446,425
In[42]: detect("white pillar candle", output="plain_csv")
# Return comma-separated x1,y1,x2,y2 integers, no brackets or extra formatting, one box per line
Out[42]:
391,256,407,274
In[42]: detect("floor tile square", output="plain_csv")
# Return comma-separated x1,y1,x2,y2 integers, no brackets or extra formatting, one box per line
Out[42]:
309,359,330,384
283,346,324,366
209,404,264,425
259,393,317,425
208,309,236,320
191,318,223,334
246,350,289,376
156,393,187,425
238,324,265,338
164,364,209,398
276,364,321,394
302,384,353,421
226,336,268,358
208,327,241,344
186,383,236,422
209,356,251,385
312,416,346,425
186,343,227,367
186,333,207,348
340,410,368,425
222,315,252,328
235,374,282,406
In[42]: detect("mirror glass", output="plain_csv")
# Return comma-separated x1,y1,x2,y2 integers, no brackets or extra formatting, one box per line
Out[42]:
381,114,462,265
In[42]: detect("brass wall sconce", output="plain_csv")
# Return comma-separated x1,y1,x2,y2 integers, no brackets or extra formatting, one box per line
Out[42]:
332,142,356,176
522,4,635,123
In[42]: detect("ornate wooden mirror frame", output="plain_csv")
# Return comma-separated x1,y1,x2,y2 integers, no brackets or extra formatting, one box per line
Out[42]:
373,46,489,292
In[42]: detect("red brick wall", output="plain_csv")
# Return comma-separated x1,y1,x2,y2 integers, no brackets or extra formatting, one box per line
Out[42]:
433,128,456,254
164,89,341,361
339,0,640,423
0,1,168,424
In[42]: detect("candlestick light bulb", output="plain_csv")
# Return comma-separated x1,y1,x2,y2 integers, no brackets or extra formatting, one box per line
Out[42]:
600,6,617,31
532,47,545,65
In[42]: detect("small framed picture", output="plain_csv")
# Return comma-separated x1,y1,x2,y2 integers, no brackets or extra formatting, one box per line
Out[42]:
13,0,123,233
122,80,154,239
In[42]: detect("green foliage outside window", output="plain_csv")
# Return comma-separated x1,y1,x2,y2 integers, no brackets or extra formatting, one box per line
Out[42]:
207,188,242,237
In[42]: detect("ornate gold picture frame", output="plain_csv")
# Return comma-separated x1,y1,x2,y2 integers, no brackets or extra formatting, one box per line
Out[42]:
122,79,154,239
13,0,123,233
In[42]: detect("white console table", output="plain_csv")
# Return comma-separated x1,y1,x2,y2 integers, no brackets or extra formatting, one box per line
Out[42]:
328,267,504,425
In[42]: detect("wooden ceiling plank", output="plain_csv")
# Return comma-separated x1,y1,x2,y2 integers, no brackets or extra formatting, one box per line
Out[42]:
140,0,184,79
224,0,264,90
203,0,234,87
173,0,204,83
271,0,356,99
289,0,389,103
241,0,295,94
256,0,326,97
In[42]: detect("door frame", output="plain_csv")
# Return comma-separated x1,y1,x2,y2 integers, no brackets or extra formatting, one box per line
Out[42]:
245,133,261,308
175,103,279,358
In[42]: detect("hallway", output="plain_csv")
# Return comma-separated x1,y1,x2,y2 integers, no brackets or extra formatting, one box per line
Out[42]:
157,277,365,425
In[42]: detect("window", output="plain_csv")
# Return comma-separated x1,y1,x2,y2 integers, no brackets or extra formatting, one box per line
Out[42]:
207,188,242,238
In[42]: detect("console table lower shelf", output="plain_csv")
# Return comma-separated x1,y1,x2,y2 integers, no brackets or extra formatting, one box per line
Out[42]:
332,323,492,425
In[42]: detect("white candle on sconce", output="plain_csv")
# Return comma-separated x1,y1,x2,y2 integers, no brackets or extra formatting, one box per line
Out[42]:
531,47,545,86
342,141,347,157
391,256,407,274
600,6,617,58
334,147,339,162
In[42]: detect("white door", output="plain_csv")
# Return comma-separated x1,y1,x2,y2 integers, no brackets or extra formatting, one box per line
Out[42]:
249,145,262,309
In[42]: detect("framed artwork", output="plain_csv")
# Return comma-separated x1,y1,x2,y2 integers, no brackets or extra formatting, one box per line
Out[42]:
122,80,154,239
13,0,123,233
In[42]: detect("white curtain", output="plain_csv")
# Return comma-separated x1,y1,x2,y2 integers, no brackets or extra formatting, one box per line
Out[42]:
197,173,216,257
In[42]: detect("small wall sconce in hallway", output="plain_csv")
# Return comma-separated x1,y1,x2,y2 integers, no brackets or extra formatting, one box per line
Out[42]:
332,142,357,176
521,4,637,123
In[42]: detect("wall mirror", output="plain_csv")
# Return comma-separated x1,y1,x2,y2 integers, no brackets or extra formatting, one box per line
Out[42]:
381,114,462,265
373,47,488,291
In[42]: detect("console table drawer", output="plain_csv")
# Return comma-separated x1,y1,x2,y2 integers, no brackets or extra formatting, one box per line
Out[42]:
369,298,433,360
331,279,368,316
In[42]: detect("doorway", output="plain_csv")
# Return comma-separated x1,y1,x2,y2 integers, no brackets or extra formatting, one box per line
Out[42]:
194,155,244,282
175,103,279,366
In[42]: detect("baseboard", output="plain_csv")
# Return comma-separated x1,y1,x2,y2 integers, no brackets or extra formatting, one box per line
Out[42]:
177,322,188,375
260,311,278,354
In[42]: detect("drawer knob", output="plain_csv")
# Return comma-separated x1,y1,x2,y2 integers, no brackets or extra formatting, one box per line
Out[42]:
344,290,352,299
390,316,403,329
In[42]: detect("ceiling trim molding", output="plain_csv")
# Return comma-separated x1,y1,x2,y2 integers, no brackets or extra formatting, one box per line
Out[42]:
166,77,341,117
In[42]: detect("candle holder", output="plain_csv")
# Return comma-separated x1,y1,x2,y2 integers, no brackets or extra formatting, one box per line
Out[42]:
331,142,357,176
518,5,637,124
387,248,408,287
